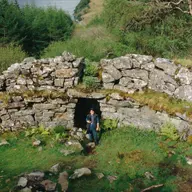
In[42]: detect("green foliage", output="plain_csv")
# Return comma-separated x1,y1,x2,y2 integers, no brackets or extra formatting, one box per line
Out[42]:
25,125,51,137
101,118,118,130
102,0,192,58
0,0,74,57
160,122,180,141
41,37,128,62
82,76,100,90
53,125,66,134
74,0,90,20
0,44,26,73
1,126,192,191
84,59,99,76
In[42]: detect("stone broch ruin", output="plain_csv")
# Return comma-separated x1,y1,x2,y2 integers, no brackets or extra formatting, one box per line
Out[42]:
0,52,192,137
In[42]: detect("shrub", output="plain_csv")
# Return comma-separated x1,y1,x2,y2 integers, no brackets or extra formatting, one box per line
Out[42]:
0,44,26,73
160,123,180,141
82,76,100,90
101,118,119,131
53,125,66,134
84,59,99,76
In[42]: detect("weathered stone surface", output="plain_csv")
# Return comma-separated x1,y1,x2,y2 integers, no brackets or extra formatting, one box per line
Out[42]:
54,79,64,87
27,171,44,181
41,180,56,191
49,163,62,174
113,56,132,69
70,168,91,179
155,58,178,76
56,68,78,78
122,69,148,81
102,72,115,83
175,67,192,85
149,69,177,95
104,65,122,80
174,85,192,102
17,177,28,187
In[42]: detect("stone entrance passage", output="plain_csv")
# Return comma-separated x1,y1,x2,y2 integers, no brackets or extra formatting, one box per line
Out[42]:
74,98,101,129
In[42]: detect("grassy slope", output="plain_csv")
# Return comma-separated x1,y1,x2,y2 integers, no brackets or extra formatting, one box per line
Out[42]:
1,127,192,191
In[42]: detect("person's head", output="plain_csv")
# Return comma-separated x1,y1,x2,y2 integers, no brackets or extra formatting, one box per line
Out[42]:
90,108,95,115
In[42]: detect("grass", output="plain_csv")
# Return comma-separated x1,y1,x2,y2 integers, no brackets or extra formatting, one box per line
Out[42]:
0,44,27,74
174,58,192,68
1,127,192,191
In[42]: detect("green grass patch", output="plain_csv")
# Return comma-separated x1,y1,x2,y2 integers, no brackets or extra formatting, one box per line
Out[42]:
1,127,192,191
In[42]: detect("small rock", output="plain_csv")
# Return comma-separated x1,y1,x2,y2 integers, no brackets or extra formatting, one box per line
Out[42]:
49,163,62,174
144,172,155,180
32,140,41,147
70,168,91,179
41,180,56,191
19,187,32,192
58,171,69,192
186,157,192,165
18,177,28,187
96,173,104,179
0,139,10,146
60,149,75,156
107,175,118,183
27,171,44,181
86,142,96,149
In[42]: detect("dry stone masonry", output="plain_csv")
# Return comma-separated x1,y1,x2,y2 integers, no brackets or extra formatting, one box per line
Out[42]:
101,54,192,102
0,52,192,137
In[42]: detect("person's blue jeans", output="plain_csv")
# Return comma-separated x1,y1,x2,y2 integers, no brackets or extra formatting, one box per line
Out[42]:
89,125,98,145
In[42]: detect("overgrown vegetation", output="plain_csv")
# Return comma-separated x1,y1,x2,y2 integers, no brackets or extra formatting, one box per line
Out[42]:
0,0,73,57
1,126,192,191
0,44,26,73
102,0,192,58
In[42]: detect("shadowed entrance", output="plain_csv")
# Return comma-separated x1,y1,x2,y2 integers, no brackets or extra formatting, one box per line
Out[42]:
74,98,101,129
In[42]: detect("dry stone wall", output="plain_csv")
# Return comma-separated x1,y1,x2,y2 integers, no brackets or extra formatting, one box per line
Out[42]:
0,52,192,137
101,54,192,102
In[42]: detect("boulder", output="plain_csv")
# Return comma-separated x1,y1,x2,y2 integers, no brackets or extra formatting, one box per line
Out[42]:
27,171,44,181
0,139,10,146
70,168,91,179
32,140,41,147
17,177,28,187
58,171,69,192
40,180,56,191
96,173,104,179
49,163,62,174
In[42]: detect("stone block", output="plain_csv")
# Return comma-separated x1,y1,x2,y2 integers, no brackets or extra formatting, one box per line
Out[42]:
54,79,64,87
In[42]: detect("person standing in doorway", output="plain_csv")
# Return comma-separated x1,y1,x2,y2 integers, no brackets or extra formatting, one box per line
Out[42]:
86,108,100,145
